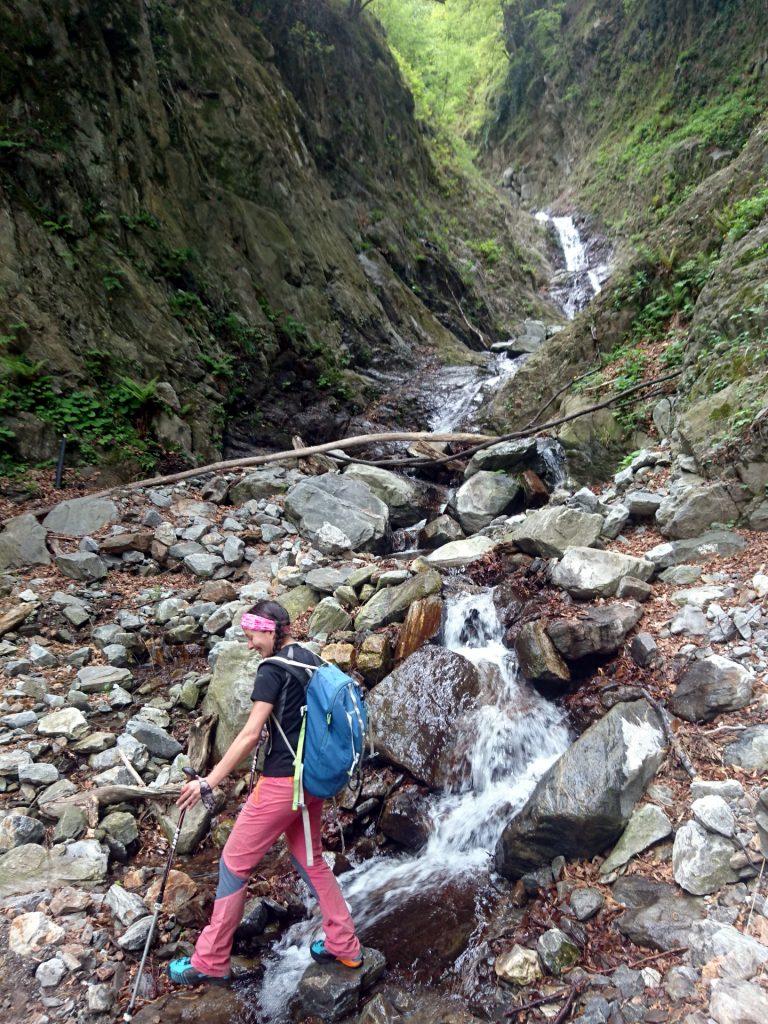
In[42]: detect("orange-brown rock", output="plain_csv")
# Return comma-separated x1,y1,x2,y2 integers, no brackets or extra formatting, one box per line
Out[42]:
145,869,198,915
199,579,238,603
100,531,153,554
521,470,549,508
321,642,356,673
394,595,443,663
356,634,392,686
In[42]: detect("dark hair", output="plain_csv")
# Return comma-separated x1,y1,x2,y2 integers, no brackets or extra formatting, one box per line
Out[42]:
248,599,291,650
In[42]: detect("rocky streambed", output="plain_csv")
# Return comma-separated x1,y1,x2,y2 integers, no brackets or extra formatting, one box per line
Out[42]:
2,427,768,1024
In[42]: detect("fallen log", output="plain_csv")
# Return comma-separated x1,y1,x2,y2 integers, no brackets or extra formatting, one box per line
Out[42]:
42,783,180,828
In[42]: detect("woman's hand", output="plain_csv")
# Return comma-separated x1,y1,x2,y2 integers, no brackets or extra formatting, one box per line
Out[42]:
177,778,205,811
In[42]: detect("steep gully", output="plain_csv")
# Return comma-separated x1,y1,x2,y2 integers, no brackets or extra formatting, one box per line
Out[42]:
240,217,606,1018
171,215,604,1020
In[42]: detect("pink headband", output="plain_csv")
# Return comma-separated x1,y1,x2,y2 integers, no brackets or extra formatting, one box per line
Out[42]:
240,613,276,633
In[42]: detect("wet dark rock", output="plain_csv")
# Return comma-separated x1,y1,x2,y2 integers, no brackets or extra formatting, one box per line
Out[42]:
394,596,443,663
464,437,565,489
546,602,643,662
669,655,754,723
515,620,571,686
380,789,433,850
295,946,386,1022
368,647,480,788
495,700,667,879
421,514,464,549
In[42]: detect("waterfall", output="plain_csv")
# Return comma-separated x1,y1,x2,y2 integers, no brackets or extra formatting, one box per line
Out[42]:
535,211,606,319
427,352,526,433
256,589,571,1020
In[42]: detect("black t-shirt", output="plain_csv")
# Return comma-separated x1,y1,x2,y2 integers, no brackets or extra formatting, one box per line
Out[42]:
250,643,322,777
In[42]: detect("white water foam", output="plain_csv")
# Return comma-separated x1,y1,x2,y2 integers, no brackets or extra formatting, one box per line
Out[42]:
535,211,603,319
256,590,571,1019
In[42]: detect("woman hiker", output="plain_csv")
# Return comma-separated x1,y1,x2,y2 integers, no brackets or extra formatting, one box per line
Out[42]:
167,600,363,986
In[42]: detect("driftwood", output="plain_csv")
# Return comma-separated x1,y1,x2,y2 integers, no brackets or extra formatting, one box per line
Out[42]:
42,783,180,828
5,430,496,525
187,711,217,775
4,367,682,526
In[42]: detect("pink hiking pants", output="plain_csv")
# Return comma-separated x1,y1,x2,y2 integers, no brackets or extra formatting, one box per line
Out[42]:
190,775,361,976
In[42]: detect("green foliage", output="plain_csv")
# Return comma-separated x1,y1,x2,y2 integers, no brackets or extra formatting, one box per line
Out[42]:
0,346,164,471
719,184,768,242
375,0,507,138
119,210,161,231
470,237,504,266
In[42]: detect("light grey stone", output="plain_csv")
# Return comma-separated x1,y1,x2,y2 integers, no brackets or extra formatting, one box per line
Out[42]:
506,506,603,558
43,497,118,537
692,795,736,838
551,547,654,599
672,821,738,895
600,804,673,875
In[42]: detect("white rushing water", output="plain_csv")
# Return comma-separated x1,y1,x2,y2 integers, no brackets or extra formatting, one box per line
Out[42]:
428,351,525,433
535,211,606,319
257,590,571,1019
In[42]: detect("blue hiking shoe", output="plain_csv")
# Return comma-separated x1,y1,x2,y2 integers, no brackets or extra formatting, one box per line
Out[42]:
309,939,363,969
167,957,230,987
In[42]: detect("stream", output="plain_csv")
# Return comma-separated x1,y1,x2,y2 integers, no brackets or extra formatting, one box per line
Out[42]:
256,590,572,1020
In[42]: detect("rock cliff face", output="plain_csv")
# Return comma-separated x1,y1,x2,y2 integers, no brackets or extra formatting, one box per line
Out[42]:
482,0,768,484
0,0,550,476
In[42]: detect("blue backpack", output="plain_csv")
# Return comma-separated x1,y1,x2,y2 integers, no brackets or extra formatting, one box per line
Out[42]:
261,653,368,866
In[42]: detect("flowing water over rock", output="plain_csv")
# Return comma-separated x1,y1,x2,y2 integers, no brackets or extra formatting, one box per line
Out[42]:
256,590,571,1019
427,352,526,433
535,212,608,319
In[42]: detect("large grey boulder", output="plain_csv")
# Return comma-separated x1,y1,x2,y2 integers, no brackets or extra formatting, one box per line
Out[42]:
0,514,50,570
506,506,603,558
452,472,521,533
551,547,654,599
201,642,262,760
547,602,643,661
307,598,352,638
669,655,754,723
367,647,481,789
284,474,389,553
354,570,442,631
423,536,495,569
0,840,108,897
656,483,741,539
672,821,738,895
344,465,424,527
43,497,118,537
464,437,565,488
55,551,108,581
229,466,302,505
495,700,667,879
75,665,133,693
645,530,747,568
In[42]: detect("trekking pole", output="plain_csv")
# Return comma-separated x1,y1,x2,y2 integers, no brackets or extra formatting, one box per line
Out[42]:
124,767,215,1022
